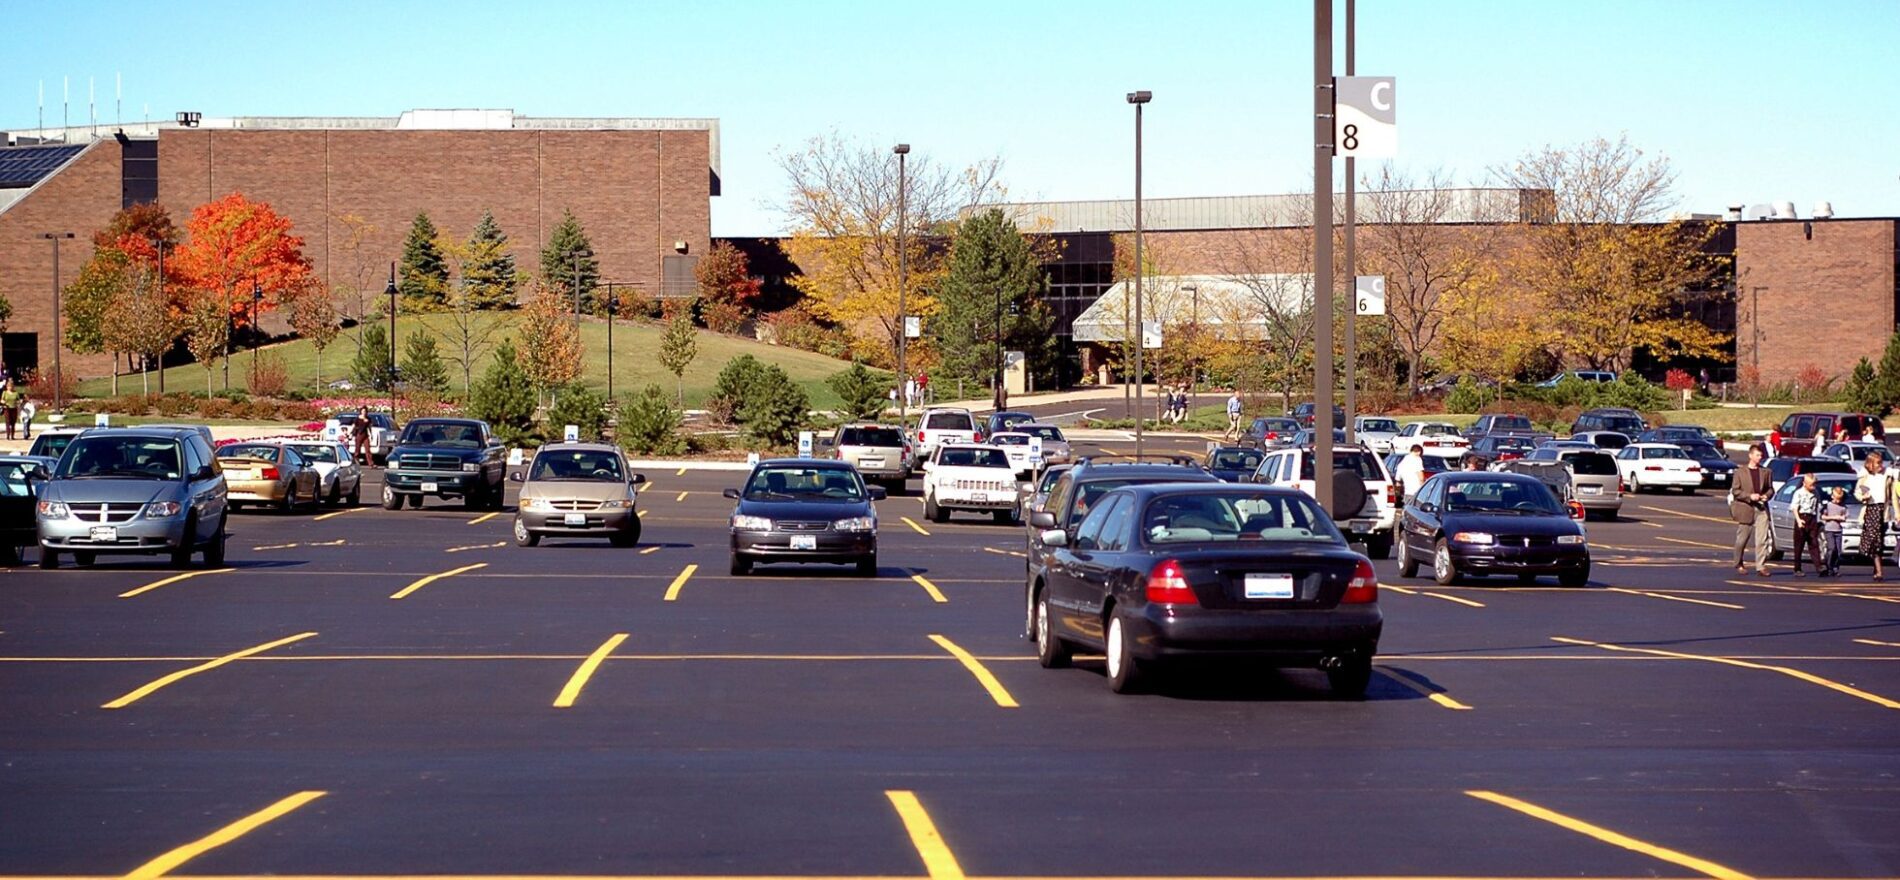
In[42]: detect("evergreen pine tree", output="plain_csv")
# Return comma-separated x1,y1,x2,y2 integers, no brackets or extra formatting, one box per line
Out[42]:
1876,332,1900,416
400,329,450,395
1845,357,1883,416
398,212,449,311
933,209,1051,389
462,211,519,309
468,339,538,440
350,323,393,391
540,209,600,314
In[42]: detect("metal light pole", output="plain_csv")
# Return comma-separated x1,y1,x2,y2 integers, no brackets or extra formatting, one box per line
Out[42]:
1342,0,1358,445
894,143,910,422
605,290,618,403
155,240,166,394
1128,89,1151,458
250,278,262,390
385,263,398,416
993,287,1006,411
40,232,75,410
1313,0,1336,512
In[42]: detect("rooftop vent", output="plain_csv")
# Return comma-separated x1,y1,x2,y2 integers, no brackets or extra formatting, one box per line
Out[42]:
1813,201,1835,219
1772,201,1798,220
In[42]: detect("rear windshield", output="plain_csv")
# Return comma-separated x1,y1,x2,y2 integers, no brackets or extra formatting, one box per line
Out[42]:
1252,418,1298,433
1072,475,1209,520
1211,449,1264,471
1409,423,1458,437
938,447,1009,468
1680,443,1727,462
991,434,1030,446
1018,425,1064,441
1600,416,1644,433
1489,416,1533,431
1298,451,1387,481
1563,452,1618,475
1360,419,1399,433
1143,493,1344,545
992,413,1034,430
1640,446,1688,459
1442,478,1563,514
842,427,905,447
925,412,974,431
30,434,75,458
55,437,182,480
219,444,281,461
289,444,341,464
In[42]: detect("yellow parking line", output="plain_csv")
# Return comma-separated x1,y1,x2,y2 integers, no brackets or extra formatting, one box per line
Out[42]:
1656,535,1730,550
885,790,966,880
1376,666,1472,710
1640,520,1664,529
982,547,1027,559
125,790,327,879
445,541,507,553
1610,587,1745,610
252,542,300,551
389,563,488,600
1384,584,1419,595
1465,790,1752,880
638,509,648,519
311,506,367,521
675,491,689,502
662,564,698,602
309,538,346,546
675,467,686,475
553,633,630,708
1731,579,1900,605
639,545,661,555
1638,504,1735,525
1553,636,1900,710
928,635,1017,708
468,512,500,525
118,568,236,599
901,516,931,535
1421,591,1485,608
103,632,317,709
909,572,949,604
1854,638,1900,647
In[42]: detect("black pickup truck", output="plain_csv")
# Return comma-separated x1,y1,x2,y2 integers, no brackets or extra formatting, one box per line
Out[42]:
382,418,507,510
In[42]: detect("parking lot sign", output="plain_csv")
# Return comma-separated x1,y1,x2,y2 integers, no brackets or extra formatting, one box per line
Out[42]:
1335,77,1396,158
798,431,814,458
1355,275,1387,316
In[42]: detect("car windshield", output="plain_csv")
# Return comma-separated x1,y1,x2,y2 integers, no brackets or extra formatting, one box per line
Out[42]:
530,450,625,482
993,413,1034,430
1598,416,1643,432
30,434,76,458
1143,493,1345,544
841,427,905,447
1642,446,1688,459
1681,444,1727,462
219,444,280,461
0,461,40,497
1490,417,1533,431
925,413,973,431
55,437,182,480
400,422,484,447
938,447,1010,467
289,444,340,464
991,434,1031,446
1254,419,1298,433
1443,478,1564,514
1488,437,1534,451
1019,425,1065,441
744,466,864,501
1211,449,1263,471
1360,419,1399,433
1564,453,1619,475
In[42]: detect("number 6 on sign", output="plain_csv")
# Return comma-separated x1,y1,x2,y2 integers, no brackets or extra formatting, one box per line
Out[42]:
1355,275,1386,316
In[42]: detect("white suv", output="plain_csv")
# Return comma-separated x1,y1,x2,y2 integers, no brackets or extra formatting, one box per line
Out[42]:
910,408,981,469
922,443,1019,524
1250,444,1399,558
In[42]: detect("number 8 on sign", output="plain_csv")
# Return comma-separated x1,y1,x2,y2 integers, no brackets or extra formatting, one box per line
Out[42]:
1334,77,1395,158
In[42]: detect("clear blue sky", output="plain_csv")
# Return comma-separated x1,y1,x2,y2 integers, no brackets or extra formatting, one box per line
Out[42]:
6,1,1894,235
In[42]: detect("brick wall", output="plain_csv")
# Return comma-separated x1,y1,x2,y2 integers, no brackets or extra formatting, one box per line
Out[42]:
0,141,123,377
1735,219,1898,384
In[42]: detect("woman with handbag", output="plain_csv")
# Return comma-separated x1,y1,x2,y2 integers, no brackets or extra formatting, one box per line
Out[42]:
1855,451,1894,580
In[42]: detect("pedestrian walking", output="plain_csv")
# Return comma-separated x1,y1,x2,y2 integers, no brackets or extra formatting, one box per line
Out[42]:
18,394,34,440
0,380,19,441
1821,485,1849,577
917,372,930,405
1730,444,1774,576
1855,451,1893,580
1225,391,1243,440
351,407,373,467
1396,444,1427,506
1790,473,1822,577
1812,427,1827,453
1171,386,1187,424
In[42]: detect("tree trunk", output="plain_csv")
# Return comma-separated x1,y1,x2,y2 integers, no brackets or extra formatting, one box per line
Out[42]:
111,353,120,397
141,360,150,398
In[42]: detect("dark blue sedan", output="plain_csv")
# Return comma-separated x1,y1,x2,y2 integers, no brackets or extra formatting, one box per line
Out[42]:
1396,472,1590,586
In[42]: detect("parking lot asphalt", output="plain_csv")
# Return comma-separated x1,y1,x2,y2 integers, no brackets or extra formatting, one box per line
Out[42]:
3,435,1898,879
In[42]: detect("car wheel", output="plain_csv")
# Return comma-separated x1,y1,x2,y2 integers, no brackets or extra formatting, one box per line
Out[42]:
1559,566,1590,588
855,555,877,577
169,516,196,568
38,549,59,570
1035,591,1071,669
1397,541,1420,578
1433,539,1459,586
1680,486,1696,495
1766,526,1784,561
608,528,637,548
489,481,506,510
729,554,752,576
1105,613,1146,694
279,490,295,514
228,501,243,513
1327,656,1373,698
923,494,940,522
513,517,539,547
1365,532,1393,560
382,485,401,510
327,481,341,506
202,517,228,567
74,551,96,568
347,480,361,506
465,483,486,510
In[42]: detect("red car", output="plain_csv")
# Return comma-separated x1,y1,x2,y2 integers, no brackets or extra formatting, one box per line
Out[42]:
1770,412,1884,457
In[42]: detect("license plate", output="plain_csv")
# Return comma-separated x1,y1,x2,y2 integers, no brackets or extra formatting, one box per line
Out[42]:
1244,573,1296,599
89,526,118,543
1350,520,1374,533
564,513,587,527
972,492,989,503
421,482,439,493
861,459,884,469
790,535,817,551
1579,485,1601,495
1714,474,1729,482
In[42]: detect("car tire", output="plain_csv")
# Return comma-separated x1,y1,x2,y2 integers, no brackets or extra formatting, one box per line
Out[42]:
1559,566,1590,588
203,517,228,567
730,554,752,576
1680,486,1696,495
1105,612,1146,694
513,517,539,547
1365,532,1394,559
1327,656,1373,698
327,481,341,507
465,483,485,510
1035,590,1071,669
279,491,295,515
38,549,58,570
609,528,637,548
347,481,361,506
382,485,402,510
923,495,940,522
1432,539,1459,586
1397,542,1420,578
855,555,877,577
1766,526,1784,561
1517,573,1538,584
489,481,506,510
170,516,196,568
74,551,96,568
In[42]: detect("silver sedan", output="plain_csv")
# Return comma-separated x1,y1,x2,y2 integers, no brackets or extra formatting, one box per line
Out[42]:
1766,474,1894,563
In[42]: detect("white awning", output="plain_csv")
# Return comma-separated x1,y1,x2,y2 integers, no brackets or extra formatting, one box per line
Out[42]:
1070,274,1313,342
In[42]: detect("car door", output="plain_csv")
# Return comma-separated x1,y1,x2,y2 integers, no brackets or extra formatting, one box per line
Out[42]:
1051,494,1122,646
1075,496,1136,622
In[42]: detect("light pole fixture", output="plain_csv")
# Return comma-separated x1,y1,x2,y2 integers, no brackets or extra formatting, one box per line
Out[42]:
894,142,910,420
1311,0,1336,511
605,287,618,403
1127,89,1151,457
385,263,398,415
40,232,75,410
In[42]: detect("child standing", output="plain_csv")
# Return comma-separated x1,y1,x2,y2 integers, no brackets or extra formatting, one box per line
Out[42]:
1822,486,1849,577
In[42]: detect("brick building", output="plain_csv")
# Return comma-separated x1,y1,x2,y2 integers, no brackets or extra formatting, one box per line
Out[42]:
1,109,720,379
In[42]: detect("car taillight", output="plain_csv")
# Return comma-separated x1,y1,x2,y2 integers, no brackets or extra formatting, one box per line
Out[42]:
1146,559,1198,605
1567,500,1586,520
973,431,984,443
1343,559,1378,604
917,431,926,444
1386,483,1398,505
261,466,280,480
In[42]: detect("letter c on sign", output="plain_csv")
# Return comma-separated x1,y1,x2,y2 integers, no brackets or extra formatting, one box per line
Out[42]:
1370,81,1393,112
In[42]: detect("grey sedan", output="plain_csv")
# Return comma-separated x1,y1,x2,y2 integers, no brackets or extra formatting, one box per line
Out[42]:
1766,474,1894,564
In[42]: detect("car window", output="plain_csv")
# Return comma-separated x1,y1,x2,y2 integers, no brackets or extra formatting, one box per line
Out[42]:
843,427,905,447
1564,452,1619,475
938,447,1009,468
992,413,1034,431
1047,473,1077,521
1211,449,1262,471
291,444,341,464
1074,495,1121,550
745,466,864,500
1019,425,1064,441
1360,419,1398,433
1036,467,1067,494
1641,447,1686,459
283,447,308,467
1143,493,1343,544
56,437,183,480
401,422,484,447
1095,496,1136,551
1297,451,1387,481
925,412,974,431
1792,416,1815,436
991,434,1030,447
1491,416,1532,431
0,461,39,497
1773,481,1800,501
1443,478,1563,514
220,444,281,461
531,449,626,482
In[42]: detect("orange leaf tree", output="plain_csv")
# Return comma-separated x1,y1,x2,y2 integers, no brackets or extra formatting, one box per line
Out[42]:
171,193,314,389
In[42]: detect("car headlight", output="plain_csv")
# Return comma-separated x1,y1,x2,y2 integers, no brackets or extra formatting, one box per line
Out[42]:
732,514,773,531
599,499,630,510
1452,531,1496,545
37,501,69,520
834,516,876,533
523,497,554,511
1556,534,1585,545
462,462,480,473
143,501,182,518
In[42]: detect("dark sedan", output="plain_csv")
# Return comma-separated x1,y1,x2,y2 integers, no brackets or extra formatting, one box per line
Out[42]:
1030,483,1381,695
1202,446,1265,482
984,411,1037,439
1678,441,1737,488
1397,472,1590,586
1468,435,1539,466
725,459,886,577
1240,417,1302,449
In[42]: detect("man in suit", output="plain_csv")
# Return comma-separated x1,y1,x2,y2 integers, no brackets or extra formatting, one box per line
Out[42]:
1730,444,1774,576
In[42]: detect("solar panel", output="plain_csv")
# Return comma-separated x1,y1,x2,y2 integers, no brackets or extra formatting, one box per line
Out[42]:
0,144,85,188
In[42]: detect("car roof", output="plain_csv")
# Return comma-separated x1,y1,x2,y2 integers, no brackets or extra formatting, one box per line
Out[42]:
1113,482,1311,500
70,427,193,439
1629,442,1684,449
990,410,1034,418
990,431,1031,438
1015,422,1062,431
758,457,854,467
534,442,622,455
405,417,482,426
1071,461,1216,480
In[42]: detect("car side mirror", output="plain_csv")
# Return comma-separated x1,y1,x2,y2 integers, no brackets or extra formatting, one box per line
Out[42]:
193,466,215,482
510,472,525,482
867,485,887,500
1419,502,1435,513
723,488,742,500
819,438,834,448
630,473,646,485
1040,529,1068,547
1029,511,1056,530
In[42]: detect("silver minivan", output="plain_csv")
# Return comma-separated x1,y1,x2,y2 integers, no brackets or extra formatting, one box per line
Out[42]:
35,427,229,569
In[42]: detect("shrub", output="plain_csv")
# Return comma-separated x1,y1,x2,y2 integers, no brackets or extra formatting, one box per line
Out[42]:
826,362,889,420
701,300,748,335
279,401,321,422
155,393,196,416
738,364,810,448
617,384,685,455
546,383,609,442
468,339,537,440
1793,363,1831,404
213,388,250,403
249,352,290,398
1446,378,1493,414
1664,369,1695,392
25,368,76,405
707,354,767,425
686,432,730,454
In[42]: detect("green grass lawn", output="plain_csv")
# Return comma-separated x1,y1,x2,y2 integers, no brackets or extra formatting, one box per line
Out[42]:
75,313,881,411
